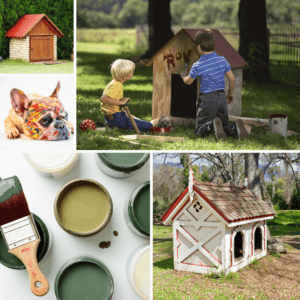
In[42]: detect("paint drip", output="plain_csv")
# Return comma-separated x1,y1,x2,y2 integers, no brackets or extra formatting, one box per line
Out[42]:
99,241,111,249
113,231,118,237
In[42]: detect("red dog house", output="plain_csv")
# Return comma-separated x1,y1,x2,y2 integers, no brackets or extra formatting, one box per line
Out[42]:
145,28,248,125
162,173,275,275
5,14,64,62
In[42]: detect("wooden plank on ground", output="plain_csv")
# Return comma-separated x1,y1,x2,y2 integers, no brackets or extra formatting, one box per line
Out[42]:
108,137,152,147
229,116,268,127
121,134,185,142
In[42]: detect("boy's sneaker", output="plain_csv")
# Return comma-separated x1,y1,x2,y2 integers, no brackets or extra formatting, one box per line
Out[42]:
213,118,226,140
236,119,249,140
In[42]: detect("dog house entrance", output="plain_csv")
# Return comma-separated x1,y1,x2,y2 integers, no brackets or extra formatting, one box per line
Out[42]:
171,74,198,119
234,232,244,260
254,227,262,252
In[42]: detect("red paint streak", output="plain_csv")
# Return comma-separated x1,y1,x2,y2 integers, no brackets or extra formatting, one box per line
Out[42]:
162,187,188,222
229,230,234,268
172,200,190,222
264,221,266,251
180,225,198,243
21,247,30,253
163,54,175,70
176,230,180,259
202,246,222,265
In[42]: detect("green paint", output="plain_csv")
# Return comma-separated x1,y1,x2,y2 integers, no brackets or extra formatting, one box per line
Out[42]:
57,183,110,233
101,153,145,167
129,182,150,237
0,214,49,269
56,261,113,300
0,176,22,203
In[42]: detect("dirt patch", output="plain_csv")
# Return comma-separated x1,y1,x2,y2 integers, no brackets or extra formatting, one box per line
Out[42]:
155,249,300,299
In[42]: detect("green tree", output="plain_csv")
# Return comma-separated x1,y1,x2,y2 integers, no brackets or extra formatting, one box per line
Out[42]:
118,0,147,28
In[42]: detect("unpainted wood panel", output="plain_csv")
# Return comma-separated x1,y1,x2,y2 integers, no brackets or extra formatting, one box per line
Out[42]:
30,36,53,61
152,55,171,119
28,19,55,36
160,32,199,75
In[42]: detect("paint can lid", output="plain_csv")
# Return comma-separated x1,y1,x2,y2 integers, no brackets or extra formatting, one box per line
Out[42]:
97,153,150,172
23,153,78,173
55,256,114,300
128,181,150,237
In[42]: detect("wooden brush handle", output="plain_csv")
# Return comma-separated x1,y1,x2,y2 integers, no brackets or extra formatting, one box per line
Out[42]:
123,106,140,134
9,240,49,296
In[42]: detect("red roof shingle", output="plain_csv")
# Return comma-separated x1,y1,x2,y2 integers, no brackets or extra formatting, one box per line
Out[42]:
5,14,64,38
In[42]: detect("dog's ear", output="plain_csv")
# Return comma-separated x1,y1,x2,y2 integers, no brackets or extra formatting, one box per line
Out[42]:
50,81,60,98
10,89,31,117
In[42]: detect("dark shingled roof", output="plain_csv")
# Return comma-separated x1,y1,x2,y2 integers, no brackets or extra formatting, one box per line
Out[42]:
162,181,275,224
145,28,248,69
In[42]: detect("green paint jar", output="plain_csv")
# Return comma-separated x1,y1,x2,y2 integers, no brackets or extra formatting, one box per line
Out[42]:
0,213,52,270
95,153,150,178
124,181,150,238
55,256,114,300
54,179,113,237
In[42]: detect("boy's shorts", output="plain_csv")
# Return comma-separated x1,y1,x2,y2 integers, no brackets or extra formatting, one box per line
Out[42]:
105,111,152,132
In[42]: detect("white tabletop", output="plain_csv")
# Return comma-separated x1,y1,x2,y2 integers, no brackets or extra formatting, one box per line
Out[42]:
0,152,151,300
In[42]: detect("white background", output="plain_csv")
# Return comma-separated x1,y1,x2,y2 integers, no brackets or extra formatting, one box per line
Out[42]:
0,152,150,300
0,75,76,151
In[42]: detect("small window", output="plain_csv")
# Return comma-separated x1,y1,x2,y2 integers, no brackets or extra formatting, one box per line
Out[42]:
234,231,244,260
254,227,262,252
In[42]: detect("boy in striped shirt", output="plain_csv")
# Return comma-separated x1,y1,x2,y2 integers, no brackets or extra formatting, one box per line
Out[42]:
180,29,248,140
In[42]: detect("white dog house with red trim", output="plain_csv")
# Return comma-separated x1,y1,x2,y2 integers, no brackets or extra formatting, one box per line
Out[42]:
5,14,64,62
162,172,275,275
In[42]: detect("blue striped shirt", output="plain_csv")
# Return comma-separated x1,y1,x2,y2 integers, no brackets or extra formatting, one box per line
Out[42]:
189,52,231,93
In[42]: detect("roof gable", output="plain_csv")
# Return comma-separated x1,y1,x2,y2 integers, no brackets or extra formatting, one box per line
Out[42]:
145,28,248,69
5,14,64,38
162,181,275,225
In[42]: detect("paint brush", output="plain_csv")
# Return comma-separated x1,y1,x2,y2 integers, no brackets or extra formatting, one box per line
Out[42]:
0,176,49,296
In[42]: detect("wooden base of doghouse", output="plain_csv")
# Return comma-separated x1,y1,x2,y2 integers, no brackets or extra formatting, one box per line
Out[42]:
120,134,184,142
174,249,267,275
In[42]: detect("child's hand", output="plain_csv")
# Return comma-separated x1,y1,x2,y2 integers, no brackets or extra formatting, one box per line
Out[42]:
226,94,233,104
120,97,130,105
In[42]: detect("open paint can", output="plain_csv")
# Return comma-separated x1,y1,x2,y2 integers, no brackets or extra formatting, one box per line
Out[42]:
54,179,113,237
55,256,114,300
124,181,150,238
24,153,79,178
268,114,288,137
95,153,150,178
0,213,52,270
127,245,150,300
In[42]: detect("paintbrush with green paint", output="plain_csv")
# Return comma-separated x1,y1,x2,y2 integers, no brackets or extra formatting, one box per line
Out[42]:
0,176,49,296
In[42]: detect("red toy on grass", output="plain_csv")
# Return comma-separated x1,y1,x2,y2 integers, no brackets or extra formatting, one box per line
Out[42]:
80,119,96,131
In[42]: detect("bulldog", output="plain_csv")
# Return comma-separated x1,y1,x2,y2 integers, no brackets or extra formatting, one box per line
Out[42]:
4,81,73,140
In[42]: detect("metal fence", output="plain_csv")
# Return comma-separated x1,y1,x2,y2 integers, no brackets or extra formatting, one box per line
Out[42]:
219,28,300,67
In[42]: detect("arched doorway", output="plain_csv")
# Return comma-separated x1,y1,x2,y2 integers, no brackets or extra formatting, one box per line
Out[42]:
254,227,262,252
234,231,244,260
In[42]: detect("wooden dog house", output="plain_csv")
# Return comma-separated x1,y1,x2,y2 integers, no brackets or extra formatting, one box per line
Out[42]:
145,28,248,126
5,14,64,62
162,173,275,275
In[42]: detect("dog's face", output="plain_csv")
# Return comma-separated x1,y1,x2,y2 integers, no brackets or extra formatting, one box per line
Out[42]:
10,82,72,140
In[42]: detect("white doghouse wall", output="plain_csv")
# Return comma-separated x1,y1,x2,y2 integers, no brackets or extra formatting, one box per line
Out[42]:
172,193,267,275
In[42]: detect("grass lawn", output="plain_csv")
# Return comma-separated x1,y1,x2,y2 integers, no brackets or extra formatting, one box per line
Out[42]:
153,211,300,300
77,41,300,150
0,59,74,74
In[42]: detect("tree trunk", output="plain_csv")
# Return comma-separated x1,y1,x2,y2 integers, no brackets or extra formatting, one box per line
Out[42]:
244,153,261,198
141,0,174,59
238,0,269,80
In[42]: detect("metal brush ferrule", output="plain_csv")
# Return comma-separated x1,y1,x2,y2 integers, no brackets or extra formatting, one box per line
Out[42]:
185,62,188,69
0,214,40,250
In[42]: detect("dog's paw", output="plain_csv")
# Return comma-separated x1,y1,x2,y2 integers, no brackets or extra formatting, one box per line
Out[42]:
68,121,74,134
6,128,20,139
